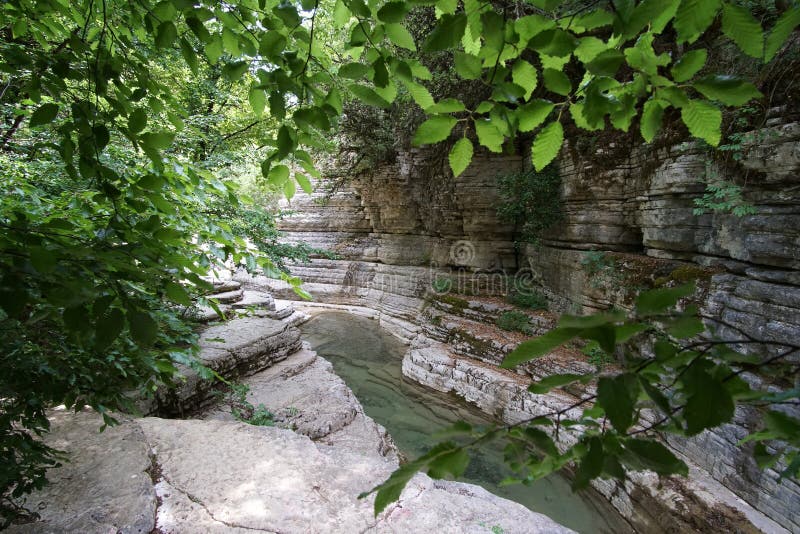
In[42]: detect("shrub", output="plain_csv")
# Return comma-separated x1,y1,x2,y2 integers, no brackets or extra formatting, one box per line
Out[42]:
506,288,548,310
496,311,532,334
496,165,564,245
582,341,614,370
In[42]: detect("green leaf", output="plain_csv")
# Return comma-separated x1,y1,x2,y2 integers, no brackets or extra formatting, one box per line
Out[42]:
385,23,416,51
673,0,721,44
764,410,800,439
573,437,603,489
222,61,249,82
141,131,175,150
426,446,469,479
377,2,408,23
413,116,457,145
276,125,295,158
95,308,124,350
448,137,473,178
622,439,688,476
680,100,722,146
529,373,588,394
155,21,178,49
512,60,538,99
474,119,504,153
682,362,735,435
179,37,198,74
532,120,563,171
295,173,313,194
517,100,554,132
671,49,707,82
692,75,762,106
640,98,665,143
721,2,763,58
403,81,435,110
635,283,695,315
529,29,577,57
586,49,624,76
268,165,290,186
640,378,674,418
454,52,482,80
165,282,192,306
128,108,148,133
597,374,639,432
427,99,465,114
128,310,159,346
422,13,467,52
339,62,369,79
349,84,391,108
30,103,59,127
333,0,351,27
502,326,581,368
765,6,800,62
249,88,266,116
283,176,296,200
542,68,571,96
665,315,704,339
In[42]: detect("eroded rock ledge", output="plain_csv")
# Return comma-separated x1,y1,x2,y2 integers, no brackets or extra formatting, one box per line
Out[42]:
8,310,573,534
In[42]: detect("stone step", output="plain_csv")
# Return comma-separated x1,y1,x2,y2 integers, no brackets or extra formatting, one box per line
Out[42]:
231,290,276,311
206,288,244,304
211,279,241,292
153,316,302,416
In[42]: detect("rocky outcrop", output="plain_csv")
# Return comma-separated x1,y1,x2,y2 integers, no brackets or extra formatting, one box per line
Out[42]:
9,311,575,533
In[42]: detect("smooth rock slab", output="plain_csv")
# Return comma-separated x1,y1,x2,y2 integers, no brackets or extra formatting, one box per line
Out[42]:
143,417,573,534
7,409,156,534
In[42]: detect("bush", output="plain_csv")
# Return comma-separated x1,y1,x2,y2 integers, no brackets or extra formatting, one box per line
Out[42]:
582,341,614,370
496,165,564,245
506,288,548,310
496,311,532,334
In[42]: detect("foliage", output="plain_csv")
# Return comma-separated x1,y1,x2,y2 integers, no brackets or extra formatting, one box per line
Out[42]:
506,287,549,311
219,382,276,426
692,178,758,216
496,165,563,245
496,311,533,335
0,0,797,522
362,283,800,515
582,341,614,371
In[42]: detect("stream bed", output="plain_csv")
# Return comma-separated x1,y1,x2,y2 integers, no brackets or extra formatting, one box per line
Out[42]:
299,311,627,533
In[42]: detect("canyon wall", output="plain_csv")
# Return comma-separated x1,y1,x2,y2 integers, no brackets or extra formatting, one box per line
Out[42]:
265,121,800,532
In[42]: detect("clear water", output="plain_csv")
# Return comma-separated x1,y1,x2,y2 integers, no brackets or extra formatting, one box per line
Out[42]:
299,311,627,534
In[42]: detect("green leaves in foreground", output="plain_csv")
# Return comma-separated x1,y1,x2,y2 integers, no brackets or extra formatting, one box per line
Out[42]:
359,441,471,515
449,138,473,177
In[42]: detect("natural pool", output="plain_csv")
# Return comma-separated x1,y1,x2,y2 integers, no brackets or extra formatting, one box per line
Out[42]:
299,311,628,533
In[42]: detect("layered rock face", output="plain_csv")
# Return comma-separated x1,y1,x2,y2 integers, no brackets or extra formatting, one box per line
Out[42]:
269,122,800,532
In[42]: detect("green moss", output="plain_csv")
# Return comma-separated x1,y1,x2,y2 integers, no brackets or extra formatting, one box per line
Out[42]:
433,293,469,310
668,264,714,283
496,311,533,334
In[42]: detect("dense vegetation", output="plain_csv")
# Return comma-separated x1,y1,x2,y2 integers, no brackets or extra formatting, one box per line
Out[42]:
1,0,798,524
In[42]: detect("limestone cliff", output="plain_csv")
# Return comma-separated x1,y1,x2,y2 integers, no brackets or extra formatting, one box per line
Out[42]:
266,121,800,532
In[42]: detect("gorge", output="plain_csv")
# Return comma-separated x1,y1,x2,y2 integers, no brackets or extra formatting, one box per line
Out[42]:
3,1,800,532
239,119,800,533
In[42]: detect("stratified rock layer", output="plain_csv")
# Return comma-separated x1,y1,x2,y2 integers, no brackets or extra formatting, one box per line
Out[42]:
267,122,800,532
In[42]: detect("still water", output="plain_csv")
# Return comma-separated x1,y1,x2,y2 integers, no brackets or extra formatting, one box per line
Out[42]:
299,311,625,533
